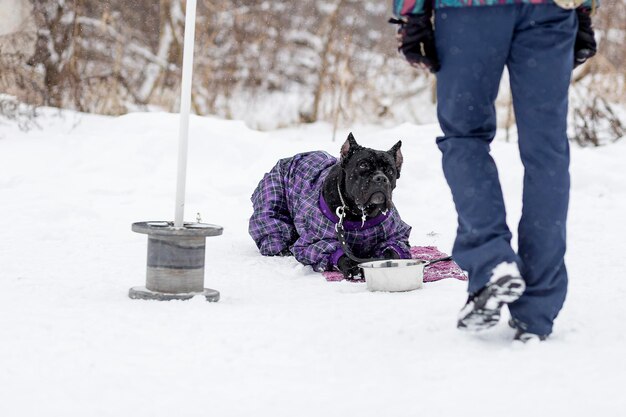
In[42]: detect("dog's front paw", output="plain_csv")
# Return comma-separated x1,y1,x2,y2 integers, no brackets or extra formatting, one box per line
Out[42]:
382,248,401,260
336,255,363,280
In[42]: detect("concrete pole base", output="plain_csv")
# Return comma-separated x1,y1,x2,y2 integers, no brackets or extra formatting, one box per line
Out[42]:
129,286,220,302
130,221,223,302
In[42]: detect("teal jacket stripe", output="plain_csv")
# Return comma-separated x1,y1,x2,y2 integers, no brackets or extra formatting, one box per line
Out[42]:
393,0,426,16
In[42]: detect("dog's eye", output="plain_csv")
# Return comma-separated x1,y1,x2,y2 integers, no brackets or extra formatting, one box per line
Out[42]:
358,161,369,170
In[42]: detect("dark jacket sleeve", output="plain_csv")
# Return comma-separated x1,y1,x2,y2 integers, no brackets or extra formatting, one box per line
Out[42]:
581,0,598,8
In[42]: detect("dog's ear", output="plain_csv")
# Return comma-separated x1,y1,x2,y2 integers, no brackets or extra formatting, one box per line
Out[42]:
340,132,362,160
388,140,403,179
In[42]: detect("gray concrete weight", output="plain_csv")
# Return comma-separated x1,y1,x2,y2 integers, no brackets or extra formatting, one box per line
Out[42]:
129,221,223,302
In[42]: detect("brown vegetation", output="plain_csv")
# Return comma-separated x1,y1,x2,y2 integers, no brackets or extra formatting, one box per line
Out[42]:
0,0,623,144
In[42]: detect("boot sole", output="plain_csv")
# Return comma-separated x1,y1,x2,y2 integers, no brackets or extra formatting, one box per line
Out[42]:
457,275,526,332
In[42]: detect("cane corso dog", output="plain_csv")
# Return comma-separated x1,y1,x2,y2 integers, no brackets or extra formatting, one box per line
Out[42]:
249,133,411,279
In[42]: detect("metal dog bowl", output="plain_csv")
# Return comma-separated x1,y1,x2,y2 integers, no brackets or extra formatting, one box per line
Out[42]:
359,256,452,292
359,259,427,292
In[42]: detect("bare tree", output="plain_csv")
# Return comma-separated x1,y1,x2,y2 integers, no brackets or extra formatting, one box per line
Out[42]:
1,0,622,139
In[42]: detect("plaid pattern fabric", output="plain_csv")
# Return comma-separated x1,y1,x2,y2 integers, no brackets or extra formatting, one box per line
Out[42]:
249,151,412,272
393,0,596,17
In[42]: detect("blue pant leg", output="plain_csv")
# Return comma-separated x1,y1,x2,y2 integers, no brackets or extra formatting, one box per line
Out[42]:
506,5,577,336
435,7,519,294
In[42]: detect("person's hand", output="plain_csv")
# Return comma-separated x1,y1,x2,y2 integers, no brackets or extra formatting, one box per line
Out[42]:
336,255,363,280
389,14,440,73
574,8,597,68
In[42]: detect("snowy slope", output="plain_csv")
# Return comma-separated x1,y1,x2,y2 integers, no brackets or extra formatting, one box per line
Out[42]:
0,110,625,417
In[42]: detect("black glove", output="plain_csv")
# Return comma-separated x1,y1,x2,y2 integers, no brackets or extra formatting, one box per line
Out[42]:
336,255,363,280
389,13,440,73
574,8,597,68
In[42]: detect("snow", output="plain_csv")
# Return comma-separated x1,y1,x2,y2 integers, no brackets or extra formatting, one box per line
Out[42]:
0,0,31,37
489,262,521,282
1,110,625,416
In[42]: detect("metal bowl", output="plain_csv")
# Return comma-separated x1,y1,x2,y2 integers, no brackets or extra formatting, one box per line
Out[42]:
359,259,427,292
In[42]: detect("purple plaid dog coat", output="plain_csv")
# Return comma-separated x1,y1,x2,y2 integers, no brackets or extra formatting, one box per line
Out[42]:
249,151,412,272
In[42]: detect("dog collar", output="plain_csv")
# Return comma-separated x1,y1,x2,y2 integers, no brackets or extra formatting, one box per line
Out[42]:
336,181,390,227
335,181,360,226
318,192,389,231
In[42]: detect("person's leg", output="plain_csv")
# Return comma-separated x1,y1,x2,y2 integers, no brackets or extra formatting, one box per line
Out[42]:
435,6,519,294
507,4,577,337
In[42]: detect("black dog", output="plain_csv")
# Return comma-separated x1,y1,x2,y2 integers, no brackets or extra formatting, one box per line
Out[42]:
249,133,412,278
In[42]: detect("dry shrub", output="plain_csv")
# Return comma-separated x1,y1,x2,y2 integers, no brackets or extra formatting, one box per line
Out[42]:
570,2,626,146
0,0,623,139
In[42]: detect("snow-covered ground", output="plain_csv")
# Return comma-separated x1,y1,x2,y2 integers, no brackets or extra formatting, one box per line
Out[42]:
1,110,625,416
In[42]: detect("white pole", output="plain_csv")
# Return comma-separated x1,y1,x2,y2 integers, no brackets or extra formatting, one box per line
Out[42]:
174,0,197,228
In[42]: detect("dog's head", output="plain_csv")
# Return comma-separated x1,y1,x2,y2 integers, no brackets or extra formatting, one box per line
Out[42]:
339,133,403,218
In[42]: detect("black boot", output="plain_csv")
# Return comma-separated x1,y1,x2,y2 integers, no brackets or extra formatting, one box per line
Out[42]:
457,273,526,332
509,318,548,343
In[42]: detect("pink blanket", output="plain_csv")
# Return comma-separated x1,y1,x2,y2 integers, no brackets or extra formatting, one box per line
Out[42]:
322,246,467,283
